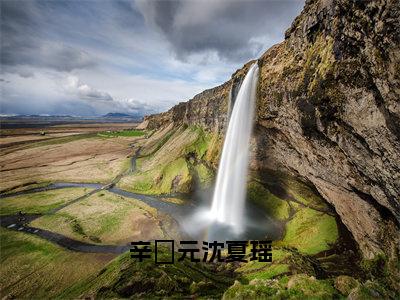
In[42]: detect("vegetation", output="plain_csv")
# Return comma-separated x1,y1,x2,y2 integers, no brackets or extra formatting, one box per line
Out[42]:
141,126,180,157
58,247,234,299
301,35,335,94
284,177,329,211
247,181,290,220
97,129,146,138
334,275,360,296
243,264,290,281
183,126,211,158
0,228,110,299
223,274,339,300
31,191,166,244
119,157,192,194
193,163,214,185
1,119,396,299
0,181,52,195
0,188,91,216
118,125,217,194
280,207,338,255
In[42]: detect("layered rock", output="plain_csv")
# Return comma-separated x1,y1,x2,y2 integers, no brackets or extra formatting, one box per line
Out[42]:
140,0,400,259
141,82,232,133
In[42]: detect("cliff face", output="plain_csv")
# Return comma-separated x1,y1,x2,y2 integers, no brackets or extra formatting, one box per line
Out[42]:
141,0,400,259
139,82,232,132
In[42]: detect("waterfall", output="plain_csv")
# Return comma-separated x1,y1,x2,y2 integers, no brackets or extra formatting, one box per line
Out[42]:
210,63,259,234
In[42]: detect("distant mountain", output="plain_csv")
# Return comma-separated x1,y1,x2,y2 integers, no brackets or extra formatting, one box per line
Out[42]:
0,114,74,119
103,113,136,118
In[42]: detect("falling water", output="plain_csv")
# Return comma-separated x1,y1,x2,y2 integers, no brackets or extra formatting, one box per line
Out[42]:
210,62,259,234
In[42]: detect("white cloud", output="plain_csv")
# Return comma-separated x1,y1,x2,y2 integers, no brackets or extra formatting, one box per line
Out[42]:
1,0,304,116
63,75,113,101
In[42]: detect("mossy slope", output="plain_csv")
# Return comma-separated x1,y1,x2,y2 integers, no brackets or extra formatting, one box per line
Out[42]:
58,247,234,299
118,125,220,194
0,228,110,299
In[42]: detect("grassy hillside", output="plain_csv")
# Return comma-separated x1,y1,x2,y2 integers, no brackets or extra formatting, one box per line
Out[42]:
118,125,221,194
0,228,113,299
31,191,177,245
58,247,234,299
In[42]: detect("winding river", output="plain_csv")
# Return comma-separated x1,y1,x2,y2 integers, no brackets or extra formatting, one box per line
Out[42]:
0,149,283,254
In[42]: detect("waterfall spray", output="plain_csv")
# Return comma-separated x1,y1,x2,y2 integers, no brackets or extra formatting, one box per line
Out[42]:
210,63,259,234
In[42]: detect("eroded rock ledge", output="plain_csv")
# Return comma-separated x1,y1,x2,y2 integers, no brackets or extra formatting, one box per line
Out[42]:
140,0,400,259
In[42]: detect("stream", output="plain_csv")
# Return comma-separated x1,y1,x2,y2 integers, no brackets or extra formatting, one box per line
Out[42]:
0,148,283,254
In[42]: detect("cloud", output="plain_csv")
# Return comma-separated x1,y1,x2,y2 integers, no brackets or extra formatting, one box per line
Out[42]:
1,0,305,117
1,0,96,73
135,0,304,62
112,98,159,115
63,76,113,101
0,71,98,116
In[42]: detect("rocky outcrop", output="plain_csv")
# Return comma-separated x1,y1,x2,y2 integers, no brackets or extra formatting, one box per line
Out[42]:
140,0,400,259
142,81,233,133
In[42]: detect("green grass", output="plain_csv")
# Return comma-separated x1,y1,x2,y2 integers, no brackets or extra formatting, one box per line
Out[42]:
0,228,109,299
244,264,290,281
159,157,192,192
223,273,339,300
223,281,284,299
0,188,91,216
119,125,216,195
248,181,290,220
281,207,338,255
98,129,146,138
58,247,233,299
183,126,211,158
0,181,52,195
31,191,164,244
144,127,180,157
285,177,329,210
119,157,192,194
285,274,337,298
123,171,154,193
236,249,291,274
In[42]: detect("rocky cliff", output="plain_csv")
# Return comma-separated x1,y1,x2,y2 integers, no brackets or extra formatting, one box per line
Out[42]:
140,0,400,260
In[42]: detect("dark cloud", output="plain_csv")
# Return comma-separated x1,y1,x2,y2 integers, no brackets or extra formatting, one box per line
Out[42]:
136,0,304,62
0,0,96,72
0,95,98,117
1,0,305,117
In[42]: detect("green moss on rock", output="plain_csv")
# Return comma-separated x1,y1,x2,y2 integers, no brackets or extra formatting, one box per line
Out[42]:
281,208,338,255
286,274,336,298
347,280,396,300
248,181,290,220
223,274,339,300
284,177,329,211
244,264,290,281
59,247,232,299
183,126,211,158
334,275,359,296
193,163,214,186
222,280,282,300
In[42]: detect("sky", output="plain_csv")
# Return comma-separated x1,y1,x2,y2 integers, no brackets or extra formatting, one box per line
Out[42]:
0,0,304,117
